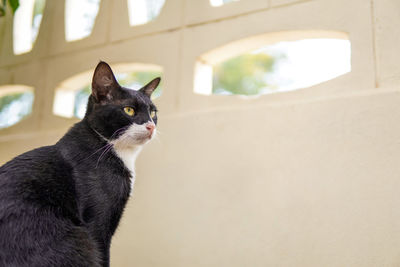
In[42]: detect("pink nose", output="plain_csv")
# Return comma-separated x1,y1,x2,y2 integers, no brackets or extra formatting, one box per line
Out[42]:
146,123,155,134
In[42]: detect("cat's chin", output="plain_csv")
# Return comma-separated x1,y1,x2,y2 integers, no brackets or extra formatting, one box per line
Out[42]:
137,129,156,145
112,134,154,148
133,132,156,145
135,138,151,146
140,134,156,145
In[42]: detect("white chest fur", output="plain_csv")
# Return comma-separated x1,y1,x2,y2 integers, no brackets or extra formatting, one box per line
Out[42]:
113,146,142,193
108,122,154,194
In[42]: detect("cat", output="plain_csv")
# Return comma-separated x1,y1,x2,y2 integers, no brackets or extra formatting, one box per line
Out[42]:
0,61,160,267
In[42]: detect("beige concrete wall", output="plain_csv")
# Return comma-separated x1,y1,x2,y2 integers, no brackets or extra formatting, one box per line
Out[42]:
1,0,400,266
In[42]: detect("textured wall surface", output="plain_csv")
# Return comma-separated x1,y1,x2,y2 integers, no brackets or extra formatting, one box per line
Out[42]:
0,0,400,266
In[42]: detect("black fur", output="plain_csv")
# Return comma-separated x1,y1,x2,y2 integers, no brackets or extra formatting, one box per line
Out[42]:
0,62,160,267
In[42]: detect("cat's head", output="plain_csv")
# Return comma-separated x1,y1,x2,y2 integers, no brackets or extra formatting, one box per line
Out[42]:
85,61,160,147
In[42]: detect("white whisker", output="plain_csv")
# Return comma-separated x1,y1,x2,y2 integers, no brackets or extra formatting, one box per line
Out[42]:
96,144,113,168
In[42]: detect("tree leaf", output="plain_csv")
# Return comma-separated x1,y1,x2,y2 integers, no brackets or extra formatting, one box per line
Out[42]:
0,0,5,17
7,0,19,14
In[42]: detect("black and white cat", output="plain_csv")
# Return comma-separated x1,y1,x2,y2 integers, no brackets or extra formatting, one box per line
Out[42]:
0,61,160,267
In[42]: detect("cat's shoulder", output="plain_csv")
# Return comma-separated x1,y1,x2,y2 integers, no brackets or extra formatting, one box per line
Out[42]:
0,145,74,198
1,145,65,174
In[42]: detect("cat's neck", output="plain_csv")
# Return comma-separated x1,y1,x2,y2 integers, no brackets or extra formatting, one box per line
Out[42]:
86,119,143,178
59,120,143,191
87,122,143,174
57,120,119,168
112,145,142,174
112,144,142,192
59,120,143,178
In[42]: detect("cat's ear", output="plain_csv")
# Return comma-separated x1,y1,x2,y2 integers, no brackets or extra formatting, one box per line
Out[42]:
91,61,120,102
140,77,161,98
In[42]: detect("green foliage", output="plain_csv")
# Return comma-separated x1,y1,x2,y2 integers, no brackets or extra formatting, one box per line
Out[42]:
118,71,163,99
212,53,275,95
0,0,19,17
0,93,24,113
8,0,18,13
0,92,34,128
0,0,5,16
32,0,45,18
74,85,91,118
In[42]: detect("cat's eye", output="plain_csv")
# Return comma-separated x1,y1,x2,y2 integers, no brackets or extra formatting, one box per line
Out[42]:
124,107,135,116
150,110,157,118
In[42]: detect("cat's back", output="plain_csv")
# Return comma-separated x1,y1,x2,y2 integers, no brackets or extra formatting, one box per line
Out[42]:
0,145,75,207
0,145,62,180
0,146,101,267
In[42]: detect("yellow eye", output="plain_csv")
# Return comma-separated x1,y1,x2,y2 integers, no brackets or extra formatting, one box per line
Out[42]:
150,110,157,118
124,107,135,116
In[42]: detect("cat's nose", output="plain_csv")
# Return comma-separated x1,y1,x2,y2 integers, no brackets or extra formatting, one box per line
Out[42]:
146,123,155,135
